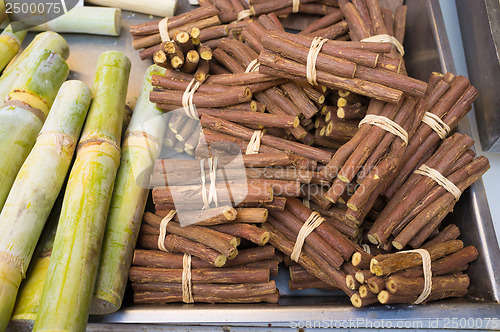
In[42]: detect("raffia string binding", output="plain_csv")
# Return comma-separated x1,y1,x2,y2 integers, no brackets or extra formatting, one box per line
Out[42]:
158,210,177,251
246,130,263,155
414,164,462,201
245,59,260,73
361,34,405,56
400,249,432,304
182,78,202,120
306,37,328,86
235,6,255,22
182,254,194,303
200,157,220,209
159,18,170,42
359,114,408,145
421,112,451,140
291,212,325,262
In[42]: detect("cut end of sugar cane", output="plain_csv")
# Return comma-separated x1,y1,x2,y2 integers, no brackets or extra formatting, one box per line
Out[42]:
91,291,121,315
86,0,176,17
31,7,122,36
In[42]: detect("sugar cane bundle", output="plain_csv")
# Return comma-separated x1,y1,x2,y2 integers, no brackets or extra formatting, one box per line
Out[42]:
0,49,69,211
91,65,168,315
0,81,91,330
33,51,131,332
0,22,27,72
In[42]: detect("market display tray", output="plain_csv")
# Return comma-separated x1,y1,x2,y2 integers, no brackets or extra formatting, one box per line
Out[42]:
19,0,499,329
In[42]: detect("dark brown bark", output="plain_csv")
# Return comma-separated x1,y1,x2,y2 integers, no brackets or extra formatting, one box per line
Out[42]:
300,9,344,35
138,234,227,267
132,280,276,298
143,212,236,256
154,206,237,227
133,290,279,304
152,180,273,209
368,133,475,245
130,266,270,284
210,223,270,245
285,197,357,260
270,209,344,269
201,114,333,163
151,86,252,108
262,221,354,296
385,274,469,298
370,240,464,276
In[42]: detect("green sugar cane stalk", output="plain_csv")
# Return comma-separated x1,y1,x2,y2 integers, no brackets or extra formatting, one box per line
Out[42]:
0,22,27,72
0,80,91,331
9,194,63,331
0,31,69,106
0,49,69,212
91,65,167,314
33,51,131,332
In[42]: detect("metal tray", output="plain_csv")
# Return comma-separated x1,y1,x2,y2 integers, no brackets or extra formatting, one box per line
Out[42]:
20,0,500,329
456,0,500,152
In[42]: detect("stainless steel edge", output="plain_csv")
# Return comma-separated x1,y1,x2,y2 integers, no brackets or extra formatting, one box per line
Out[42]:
90,301,500,329
456,0,500,152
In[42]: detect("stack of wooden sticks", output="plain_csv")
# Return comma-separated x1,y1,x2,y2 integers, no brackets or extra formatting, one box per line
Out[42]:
131,245,281,303
349,239,478,307
125,0,489,307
